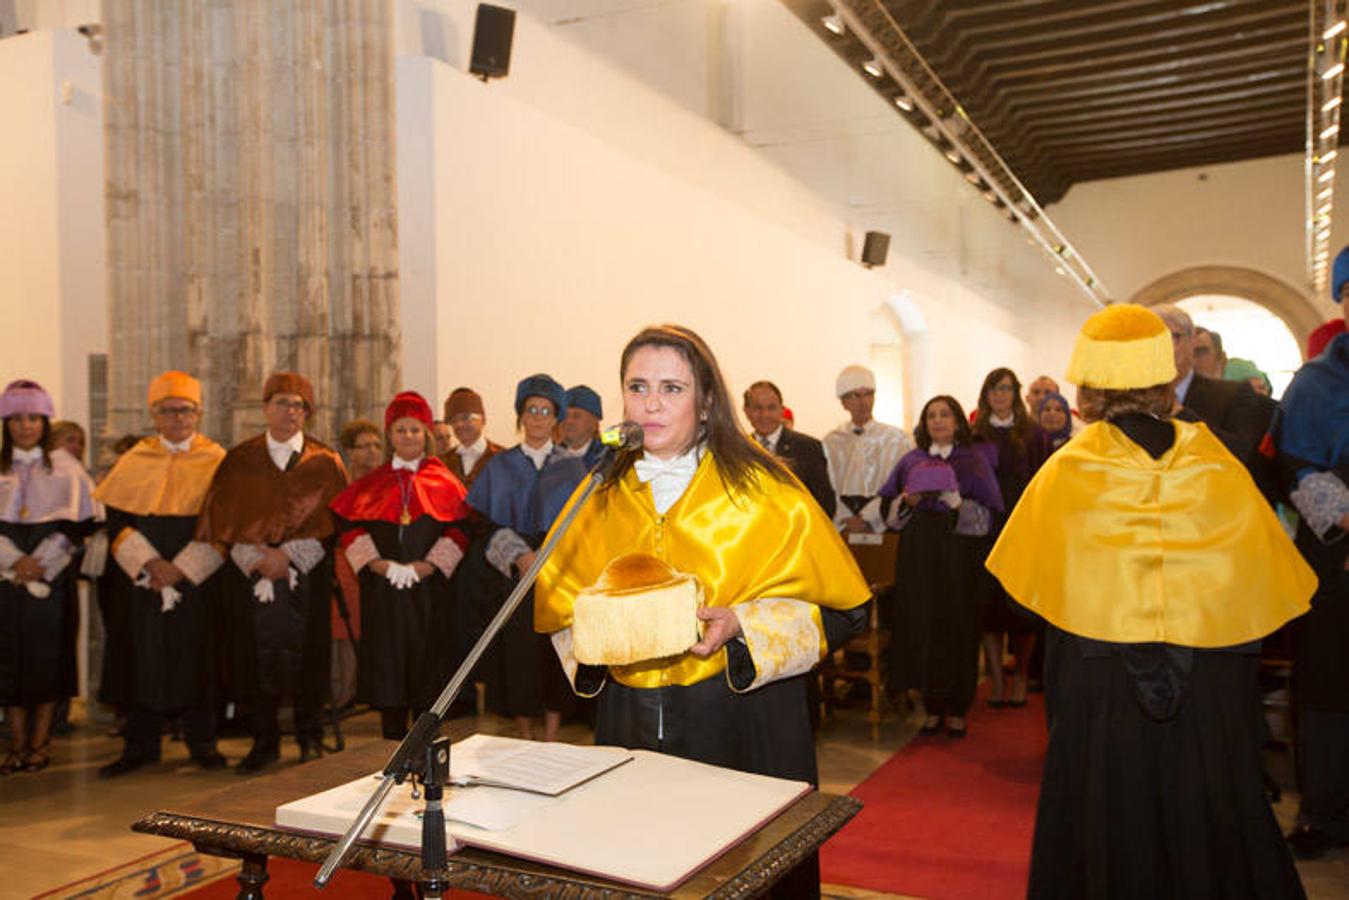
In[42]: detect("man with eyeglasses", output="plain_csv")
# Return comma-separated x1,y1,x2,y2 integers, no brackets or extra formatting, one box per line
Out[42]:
440,387,502,489
196,372,348,774
93,371,228,776
1152,305,1266,468
823,365,913,533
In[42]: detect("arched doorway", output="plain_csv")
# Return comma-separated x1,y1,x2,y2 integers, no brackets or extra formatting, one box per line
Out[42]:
871,290,933,429
1176,295,1302,397
1129,265,1321,355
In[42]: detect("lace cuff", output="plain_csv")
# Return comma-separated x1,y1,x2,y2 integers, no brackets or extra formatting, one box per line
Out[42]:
426,536,465,579
112,528,160,579
728,598,826,693
954,499,992,537
230,543,265,575
858,496,885,533
33,532,75,581
173,541,224,586
344,533,379,573
486,528,531,579
1290,471,1349,543
281,538,325,574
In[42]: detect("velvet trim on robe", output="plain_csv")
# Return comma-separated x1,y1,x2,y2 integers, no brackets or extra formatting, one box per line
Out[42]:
535,451,871,689
986,419,1316,648
93,435,225,517
195,433,347,544
329,456,469,527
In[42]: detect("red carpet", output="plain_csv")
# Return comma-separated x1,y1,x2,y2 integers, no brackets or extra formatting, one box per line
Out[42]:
821,688,1048,900
183,857,494,899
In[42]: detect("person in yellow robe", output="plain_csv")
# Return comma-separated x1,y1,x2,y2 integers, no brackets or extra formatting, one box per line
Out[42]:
94,371,229,776
986,304,1316,899
536,324,870,900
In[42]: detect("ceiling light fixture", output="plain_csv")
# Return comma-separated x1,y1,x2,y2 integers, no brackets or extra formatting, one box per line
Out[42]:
893,93,913,111
1324,62,1345,81
1326,95,1344,112
1327,19,1347,40
821,13,845,36
1321,123,1340,140
862,56,884,78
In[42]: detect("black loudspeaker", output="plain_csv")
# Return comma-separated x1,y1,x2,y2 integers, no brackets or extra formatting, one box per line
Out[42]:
470,4,516,80
861,231,891,268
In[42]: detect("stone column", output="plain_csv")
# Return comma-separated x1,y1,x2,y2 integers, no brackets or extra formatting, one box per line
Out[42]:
102,0,399,446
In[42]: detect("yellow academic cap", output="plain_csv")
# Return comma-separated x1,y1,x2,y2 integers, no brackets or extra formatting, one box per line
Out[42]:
1065,304,1177,389
147,371,202,408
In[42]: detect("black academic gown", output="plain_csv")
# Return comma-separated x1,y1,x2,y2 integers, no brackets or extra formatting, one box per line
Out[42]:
355,517,454,711
0,520,86,706
101,509,219,713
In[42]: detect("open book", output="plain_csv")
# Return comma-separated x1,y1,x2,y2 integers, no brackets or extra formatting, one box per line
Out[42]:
448,734,631,795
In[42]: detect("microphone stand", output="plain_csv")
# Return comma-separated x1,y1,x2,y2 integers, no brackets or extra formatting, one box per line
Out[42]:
314,445,629,892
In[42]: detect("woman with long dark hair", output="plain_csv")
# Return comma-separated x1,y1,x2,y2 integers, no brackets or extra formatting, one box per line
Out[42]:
0,381,99,774
536,325,870,898
972,367,1050,707
879,396,1003,737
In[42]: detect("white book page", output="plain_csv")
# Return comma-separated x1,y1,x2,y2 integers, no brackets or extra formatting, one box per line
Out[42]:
450,734,632,795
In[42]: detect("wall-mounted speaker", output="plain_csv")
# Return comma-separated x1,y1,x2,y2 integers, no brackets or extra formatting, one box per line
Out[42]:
861,231,890,268
470,4,516,81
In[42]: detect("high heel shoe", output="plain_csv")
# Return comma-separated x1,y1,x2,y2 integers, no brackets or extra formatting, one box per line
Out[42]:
21,744,50,772
0,750,23,775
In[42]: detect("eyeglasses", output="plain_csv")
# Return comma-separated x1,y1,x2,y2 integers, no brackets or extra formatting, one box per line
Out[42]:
522,405,555,418
990,384,1016,394
155,405,198,417
268,398,307,412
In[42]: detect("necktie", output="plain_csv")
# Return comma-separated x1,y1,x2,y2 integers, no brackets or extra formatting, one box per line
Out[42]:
286,450,301,471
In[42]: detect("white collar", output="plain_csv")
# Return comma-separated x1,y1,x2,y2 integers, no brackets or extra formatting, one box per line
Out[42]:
634,447,701,515
11,446,43,464
756,425,784,449
988,413,1015,428
561,438,593,458
928,443,954,459
521,440,553,469
1175,368,1196,404
392,455,423,472
266,430,305,454
456,435,487,457
160,434,194,454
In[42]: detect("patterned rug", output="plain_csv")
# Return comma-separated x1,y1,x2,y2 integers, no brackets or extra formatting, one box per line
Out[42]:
32,843,238,899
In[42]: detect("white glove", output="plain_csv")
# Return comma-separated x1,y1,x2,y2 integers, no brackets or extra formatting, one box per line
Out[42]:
939,490,963,510
253,577,276,604
1,569,51,598
134,571,183,613
385,562,421,590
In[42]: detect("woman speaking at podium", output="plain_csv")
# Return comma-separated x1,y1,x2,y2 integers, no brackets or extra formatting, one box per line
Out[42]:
536,324,870,896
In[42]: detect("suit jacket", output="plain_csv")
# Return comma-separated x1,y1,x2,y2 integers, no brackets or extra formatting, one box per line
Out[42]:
1177,374,1268,462
773,428,836,519
440,440,504,489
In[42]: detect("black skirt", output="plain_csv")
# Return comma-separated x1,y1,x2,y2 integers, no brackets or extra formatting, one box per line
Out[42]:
0,521,80,706
1029,628,1304,899
887,508,982,714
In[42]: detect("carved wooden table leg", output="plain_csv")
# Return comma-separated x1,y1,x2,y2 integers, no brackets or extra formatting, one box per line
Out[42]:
236,853,269,899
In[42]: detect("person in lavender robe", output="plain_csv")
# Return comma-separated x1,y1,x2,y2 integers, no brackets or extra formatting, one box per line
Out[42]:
0,380,100,774
880,395,1003,738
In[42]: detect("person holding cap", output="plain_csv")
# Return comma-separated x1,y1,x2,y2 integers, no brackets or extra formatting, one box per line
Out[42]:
823,364,913,533
94,371,230,776
195,372,348,773
0,380,99,775
986,304,1315,897
559,385,605,469
461,374,587,741
329,392,471,740
440,388,503,489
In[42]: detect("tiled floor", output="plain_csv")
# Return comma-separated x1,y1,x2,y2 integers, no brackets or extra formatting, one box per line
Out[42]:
1,698,1344,899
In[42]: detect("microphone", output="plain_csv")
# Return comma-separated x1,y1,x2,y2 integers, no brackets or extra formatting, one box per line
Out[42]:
600,421,644,451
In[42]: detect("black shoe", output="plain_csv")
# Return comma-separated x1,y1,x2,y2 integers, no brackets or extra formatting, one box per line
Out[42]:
99,756,153,779
298,741,324,764
947,722,968,739
1286,825,1333,860
191,750,228,771
235,746,280,775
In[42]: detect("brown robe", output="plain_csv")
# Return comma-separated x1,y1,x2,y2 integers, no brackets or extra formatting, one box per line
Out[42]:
439,439,504,489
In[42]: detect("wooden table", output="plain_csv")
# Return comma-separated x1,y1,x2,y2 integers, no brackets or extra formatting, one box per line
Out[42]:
132,736,862,899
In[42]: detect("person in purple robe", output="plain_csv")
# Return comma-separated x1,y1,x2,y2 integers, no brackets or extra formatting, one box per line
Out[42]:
0,380,99,774
880,395,1003,738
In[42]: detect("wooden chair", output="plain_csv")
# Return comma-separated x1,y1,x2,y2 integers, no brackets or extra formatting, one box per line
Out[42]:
818,532,899,739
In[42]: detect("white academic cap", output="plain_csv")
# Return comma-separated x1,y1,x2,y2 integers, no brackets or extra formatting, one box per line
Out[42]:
835,365,876,398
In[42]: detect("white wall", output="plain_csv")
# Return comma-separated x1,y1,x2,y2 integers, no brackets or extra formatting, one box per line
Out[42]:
1054,154,1344,324
0,29,106,428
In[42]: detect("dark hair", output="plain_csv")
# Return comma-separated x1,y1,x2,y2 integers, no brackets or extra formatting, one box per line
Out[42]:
340,418,382,450
1195,326,1224,357
973,367,1032,452
742,380,783,406
1077,383,1174,422
607,325,791,497
913,395,972,451
1,415,52,473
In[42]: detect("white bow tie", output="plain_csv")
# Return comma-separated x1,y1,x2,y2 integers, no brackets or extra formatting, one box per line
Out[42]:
392,456,421,472
633,454,698,484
